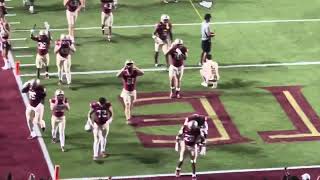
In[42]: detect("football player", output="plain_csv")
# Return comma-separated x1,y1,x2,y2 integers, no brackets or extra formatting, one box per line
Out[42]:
117,60,144,124
200,54,219,88
54,34,76,86
50,89,70,152
64,0,84,39
165,39,188,98
184,114,208,139
101,0,114,41
30,22,51,79
1,23,11,70
86,97,113,160
152,14,173,68
175,120,206,180
21,79,46,139
0,0,7,22
23,0,35,14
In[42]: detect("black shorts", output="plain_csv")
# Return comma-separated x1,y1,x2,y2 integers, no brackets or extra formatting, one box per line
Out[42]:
201,39,211,53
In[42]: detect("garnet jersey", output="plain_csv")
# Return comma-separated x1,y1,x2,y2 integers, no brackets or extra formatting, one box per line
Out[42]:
90,101,112,125
101,0,113,14
22,85,46,107
185,114,207,127
66,0,81,12
155,22,172,41
31,35,50,56
57,40,72,58
182,126,201,146
168,45,188,67
121,69,138,91
51,98,68,117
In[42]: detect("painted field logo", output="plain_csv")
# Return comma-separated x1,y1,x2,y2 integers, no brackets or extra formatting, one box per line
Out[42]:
127,91,250,148
258,86,320,143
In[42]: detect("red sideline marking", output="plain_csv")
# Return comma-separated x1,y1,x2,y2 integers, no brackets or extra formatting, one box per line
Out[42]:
0,60,50,177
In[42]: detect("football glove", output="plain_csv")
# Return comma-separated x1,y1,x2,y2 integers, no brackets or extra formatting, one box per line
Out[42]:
175,141,179,152
152,35,156,39
199,146,206,156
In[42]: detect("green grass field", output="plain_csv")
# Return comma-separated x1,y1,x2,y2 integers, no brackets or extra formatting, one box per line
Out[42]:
6,0,320,178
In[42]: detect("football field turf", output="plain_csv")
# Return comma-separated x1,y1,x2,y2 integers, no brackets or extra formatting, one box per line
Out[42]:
6,0,320,178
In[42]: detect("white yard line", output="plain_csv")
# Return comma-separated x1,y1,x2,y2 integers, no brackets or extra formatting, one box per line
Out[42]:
16,54,34,58
12,46,29,50
63,164,320,180
4,0,11,2
19,64,35,67
9,38,27,41
5,13,16,17
8,52,55,178
9,22,20,25
11,18,320,32
6,6,14,9
19,61,320,77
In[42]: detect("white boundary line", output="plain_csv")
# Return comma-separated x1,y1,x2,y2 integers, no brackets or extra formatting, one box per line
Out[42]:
11,18,320,32
5,0,11,2
5,13,16,17
8,52,55,178
9,38,27,41
19,61,320,77
13,46,30,50
16,54,34,58
20,63,35,67
9,22,20,25
63,165,320,180
6,6,14,9
64,165,320,180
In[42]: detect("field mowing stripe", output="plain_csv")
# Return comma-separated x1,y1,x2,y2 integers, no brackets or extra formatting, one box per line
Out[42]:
19,61,320,77
11,18,320,32
9,38,27,41
189,0,203,20
62,165,320,180
9,52,55,178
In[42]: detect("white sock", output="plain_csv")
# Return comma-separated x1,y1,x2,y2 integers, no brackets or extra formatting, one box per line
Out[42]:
59,130,65,147
100,137,107,152
93,139,99,157
66,73,71,84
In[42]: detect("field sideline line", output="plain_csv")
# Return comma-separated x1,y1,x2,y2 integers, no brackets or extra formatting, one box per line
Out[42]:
9,52,55,178
19,61,320,77
62,164,320,180
11,18,320,32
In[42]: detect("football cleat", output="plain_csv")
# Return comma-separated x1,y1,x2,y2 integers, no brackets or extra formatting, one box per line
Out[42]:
51,138,57,144
29,6,34,14
176,91,181,99
175,168,181,177
100,151,108,158
154,63,158,67
27,135,37,140
61,146,66,152
201,82,208,87
45,73,50,79
93,156,99,161
163,0,169,3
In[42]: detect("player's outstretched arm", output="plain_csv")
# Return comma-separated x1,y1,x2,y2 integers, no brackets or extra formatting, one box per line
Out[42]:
21,82,30,93
63,0,68,6
116,68,124,78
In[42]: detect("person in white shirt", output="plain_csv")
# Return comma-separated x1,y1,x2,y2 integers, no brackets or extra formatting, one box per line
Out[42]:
200,54,219,88
200,13,215,66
